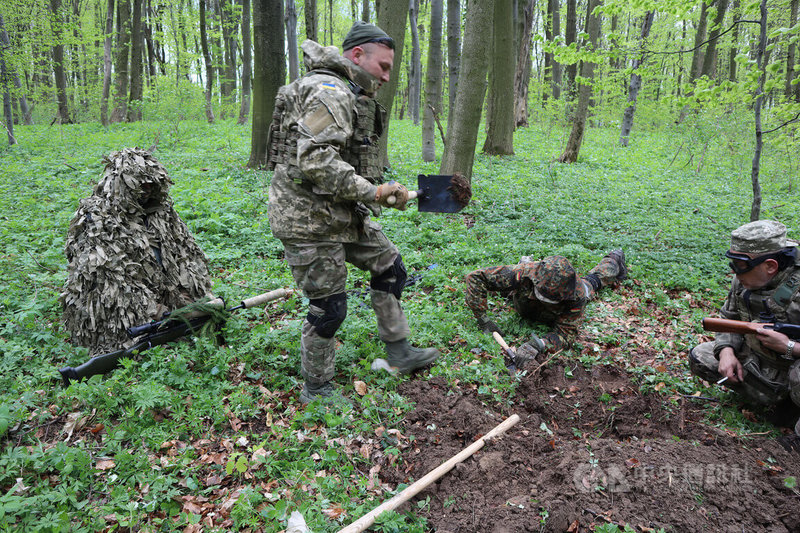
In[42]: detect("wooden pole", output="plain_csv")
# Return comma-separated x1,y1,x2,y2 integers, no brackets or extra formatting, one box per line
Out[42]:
336,414,521,533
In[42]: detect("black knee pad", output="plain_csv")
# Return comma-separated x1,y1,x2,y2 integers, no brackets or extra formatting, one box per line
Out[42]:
583,273,602,292
371,254,408,300
307,292,347,338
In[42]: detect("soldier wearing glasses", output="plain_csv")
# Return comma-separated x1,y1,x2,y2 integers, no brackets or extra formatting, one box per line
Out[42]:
689,220,800,451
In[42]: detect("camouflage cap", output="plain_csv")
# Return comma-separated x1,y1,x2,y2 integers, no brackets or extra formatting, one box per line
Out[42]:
730,220,797,254
533,256,579,304
342,21,394,51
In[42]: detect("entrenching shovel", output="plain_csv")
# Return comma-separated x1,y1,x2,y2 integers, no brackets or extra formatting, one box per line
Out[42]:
387,173,471,213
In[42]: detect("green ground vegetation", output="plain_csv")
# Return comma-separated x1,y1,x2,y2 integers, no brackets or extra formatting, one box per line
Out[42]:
1,105,798,531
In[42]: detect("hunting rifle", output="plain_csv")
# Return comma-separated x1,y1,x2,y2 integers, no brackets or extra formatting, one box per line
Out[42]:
701,317,800,339
59,288,293,386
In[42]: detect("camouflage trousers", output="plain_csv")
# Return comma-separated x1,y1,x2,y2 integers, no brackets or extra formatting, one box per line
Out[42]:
689,341,800,410
582,256,623,299
282,220,411,384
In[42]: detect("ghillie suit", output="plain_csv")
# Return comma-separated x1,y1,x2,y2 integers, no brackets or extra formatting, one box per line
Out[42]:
61,148,212,356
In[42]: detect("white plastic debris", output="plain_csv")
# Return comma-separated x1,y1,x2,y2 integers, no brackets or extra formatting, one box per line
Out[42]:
286,510,310,533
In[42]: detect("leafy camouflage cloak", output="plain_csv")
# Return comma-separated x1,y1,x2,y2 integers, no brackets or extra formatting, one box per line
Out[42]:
61,148,212,355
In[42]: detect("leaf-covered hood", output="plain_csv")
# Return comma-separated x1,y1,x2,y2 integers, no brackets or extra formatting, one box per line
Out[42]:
93,148,173,212
301,39,381,97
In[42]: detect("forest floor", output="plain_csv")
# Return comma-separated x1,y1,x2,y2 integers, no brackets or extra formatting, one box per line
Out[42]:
379,286,800,533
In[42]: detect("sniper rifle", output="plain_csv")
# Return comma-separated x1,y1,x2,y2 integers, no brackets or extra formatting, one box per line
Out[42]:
59,288,293,386
701,317,800,339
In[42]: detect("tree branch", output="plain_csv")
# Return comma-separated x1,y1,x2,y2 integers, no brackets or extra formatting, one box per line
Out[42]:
763,111,800,134
645,19,760,56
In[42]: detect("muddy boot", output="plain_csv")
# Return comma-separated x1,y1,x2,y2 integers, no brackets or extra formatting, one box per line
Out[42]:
605,249,628,281
375,339,439,375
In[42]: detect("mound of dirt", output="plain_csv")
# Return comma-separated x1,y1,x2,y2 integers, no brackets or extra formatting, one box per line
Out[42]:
382,364,800,532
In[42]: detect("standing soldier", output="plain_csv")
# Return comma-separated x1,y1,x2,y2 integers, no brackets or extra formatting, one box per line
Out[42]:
465,251,627,364
266,22,439,404
61,148,213,356
689,220,800,452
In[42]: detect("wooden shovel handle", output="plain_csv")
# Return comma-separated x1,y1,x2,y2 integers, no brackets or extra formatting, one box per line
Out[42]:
386,189,420,205
492,331,512,351
336,414,521,533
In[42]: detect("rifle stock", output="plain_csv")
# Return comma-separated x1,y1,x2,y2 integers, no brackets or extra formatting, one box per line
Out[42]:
59,288,294,386
702,317,800,339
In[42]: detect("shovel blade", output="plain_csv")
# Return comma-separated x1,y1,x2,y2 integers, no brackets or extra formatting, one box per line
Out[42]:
417,174,465,213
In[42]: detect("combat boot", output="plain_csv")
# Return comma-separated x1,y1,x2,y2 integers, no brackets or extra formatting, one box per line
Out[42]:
375,339,439,375
605,249,628,281
299,380,337,405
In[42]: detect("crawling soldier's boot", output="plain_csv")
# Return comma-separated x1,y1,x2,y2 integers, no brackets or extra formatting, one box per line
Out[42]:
605,249,628,281
382,339,440,375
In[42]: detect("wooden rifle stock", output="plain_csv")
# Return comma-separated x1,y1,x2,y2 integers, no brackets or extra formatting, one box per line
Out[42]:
702,317,800,339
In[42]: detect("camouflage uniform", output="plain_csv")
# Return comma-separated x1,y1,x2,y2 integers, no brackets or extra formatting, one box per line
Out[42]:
267,39,434,392
689,221,800,417
61,149,212,355
465,254,624,352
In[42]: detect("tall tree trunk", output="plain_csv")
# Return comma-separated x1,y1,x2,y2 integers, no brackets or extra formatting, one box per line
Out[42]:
690,0,710,81
305,0,318,41
514,0,534,128
446,0,460,127
728,0,739,82
200,0,216,122
440,0,493,181
111,0,131,123
376,0,408,168
285,0,299,81
558,0,600,163
0,15,16,144
0,14,32,126
550,0,561,99
787,0,798,99
238,0,252,124
362,0,370,21
750,0,767,221
219,0,238,114
422,0,443,162
408,0,421,125
100,0,114,125
50,0,72,123
564,0,577,97
247,0,284,168
543,0,559,101
700,0,728,79
483,0,515,155
128,0,144,121
619,11,654,147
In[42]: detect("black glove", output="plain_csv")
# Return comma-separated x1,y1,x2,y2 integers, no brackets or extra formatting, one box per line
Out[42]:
515,342,540,367
477,316,503,335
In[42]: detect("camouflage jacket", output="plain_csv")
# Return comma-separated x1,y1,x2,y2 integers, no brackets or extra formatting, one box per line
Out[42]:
267,40,385,243
465,262,589,351
715,256,800,369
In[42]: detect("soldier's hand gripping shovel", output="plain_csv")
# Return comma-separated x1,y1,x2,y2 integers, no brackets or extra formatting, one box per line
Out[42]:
387,173,472,213
492,332,518,372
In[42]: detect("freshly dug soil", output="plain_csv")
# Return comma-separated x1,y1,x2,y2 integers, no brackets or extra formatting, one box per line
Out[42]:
382,363,800,532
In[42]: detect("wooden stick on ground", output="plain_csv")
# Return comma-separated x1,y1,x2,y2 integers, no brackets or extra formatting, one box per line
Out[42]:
336,414,521,533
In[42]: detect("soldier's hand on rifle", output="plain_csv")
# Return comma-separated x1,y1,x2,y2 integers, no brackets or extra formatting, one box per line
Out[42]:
717,347,744,383
755,327,794,355
477,315,503,336
375,181,409,210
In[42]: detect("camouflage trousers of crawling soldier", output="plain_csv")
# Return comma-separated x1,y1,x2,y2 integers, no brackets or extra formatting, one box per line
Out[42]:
689,341,800,432
281,221,410,385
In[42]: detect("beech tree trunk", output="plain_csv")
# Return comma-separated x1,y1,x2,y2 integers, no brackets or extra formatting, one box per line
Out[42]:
0,14,31,126
440,0,493,181
110,0,131,123
728,0,739,82
787,0,798,99
238,0,252,124
285,0,299,81
200,0,216,122
619,11,654,147
564,0,577,97
408,0,421,125
100,0,114,125
305,0,317,41
558,0,600,163
422,0,443,162
247,0,284,168
750,0,767,222
514,0,534,127
0,15,16,144
127,0,144,121
376,0,408,168
446,0,460,127
700,0,728,79
50,0,72,123
483,0,515,155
